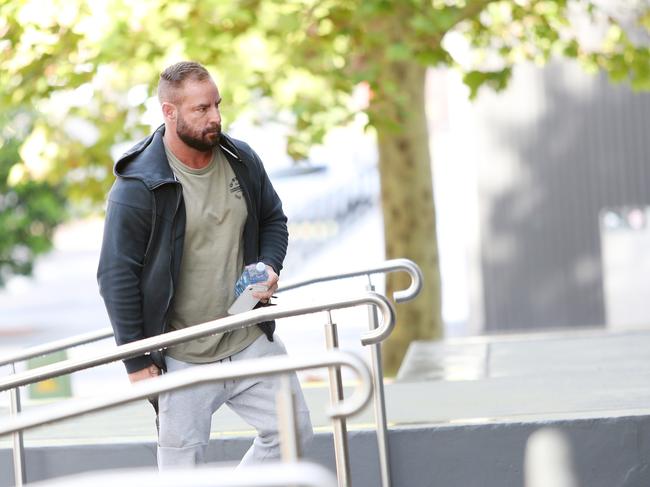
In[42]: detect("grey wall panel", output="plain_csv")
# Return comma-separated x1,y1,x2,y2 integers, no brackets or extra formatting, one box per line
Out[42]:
474,60,650,331
4,416,650,487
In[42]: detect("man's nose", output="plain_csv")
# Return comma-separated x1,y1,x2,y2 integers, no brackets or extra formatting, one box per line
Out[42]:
208,106,221,125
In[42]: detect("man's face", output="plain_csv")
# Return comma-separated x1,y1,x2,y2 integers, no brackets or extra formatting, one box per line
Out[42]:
173,79,222,152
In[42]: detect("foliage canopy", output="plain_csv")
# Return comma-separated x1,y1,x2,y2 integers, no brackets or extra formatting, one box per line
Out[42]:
0,2,648,363
2,0,647,200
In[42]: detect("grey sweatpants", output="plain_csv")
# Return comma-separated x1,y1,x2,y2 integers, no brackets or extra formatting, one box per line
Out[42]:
157,335,313,469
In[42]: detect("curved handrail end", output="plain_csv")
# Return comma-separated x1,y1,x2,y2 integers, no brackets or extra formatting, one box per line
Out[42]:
390,258,424,303
359,292,396,346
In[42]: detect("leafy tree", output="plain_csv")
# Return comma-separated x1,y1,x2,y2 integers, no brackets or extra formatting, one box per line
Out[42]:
0,110,66,286
1,0,648,372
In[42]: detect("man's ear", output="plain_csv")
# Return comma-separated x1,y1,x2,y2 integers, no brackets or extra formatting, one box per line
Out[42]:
161,102,177,122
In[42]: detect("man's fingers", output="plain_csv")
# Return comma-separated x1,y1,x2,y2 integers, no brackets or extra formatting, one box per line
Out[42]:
253,291,272,301
256,282,278,298
253,288,276,302
256,266,279,303
128,365,160,383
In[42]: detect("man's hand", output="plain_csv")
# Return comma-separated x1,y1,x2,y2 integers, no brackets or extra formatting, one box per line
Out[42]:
128,364,161,383
253,265,279,303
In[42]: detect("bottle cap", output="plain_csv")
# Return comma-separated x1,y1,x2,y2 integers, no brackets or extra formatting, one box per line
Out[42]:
255,262,266,272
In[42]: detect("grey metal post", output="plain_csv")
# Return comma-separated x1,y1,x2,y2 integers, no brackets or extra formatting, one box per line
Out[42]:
366,276,392,487
276,374,300,463
9,363,26,487
324,311,351,487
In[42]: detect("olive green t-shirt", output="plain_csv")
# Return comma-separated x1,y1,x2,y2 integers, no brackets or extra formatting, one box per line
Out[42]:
164,141,263,363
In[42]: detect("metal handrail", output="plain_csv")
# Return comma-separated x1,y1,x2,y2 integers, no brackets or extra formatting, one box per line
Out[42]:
1,258,421,487
0,292,393,392
278,258,423,303
0,351,371,437
0,258,420,368
278,258,423,487
26,462,338,487
0,328,113,368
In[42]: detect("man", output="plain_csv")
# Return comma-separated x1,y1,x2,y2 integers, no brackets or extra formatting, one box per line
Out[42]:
97,61,313,468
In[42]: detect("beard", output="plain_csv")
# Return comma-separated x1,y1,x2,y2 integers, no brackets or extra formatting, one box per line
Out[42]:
176,113,221,152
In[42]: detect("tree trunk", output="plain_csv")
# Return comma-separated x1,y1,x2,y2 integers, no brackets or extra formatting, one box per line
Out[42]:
370,61,443,376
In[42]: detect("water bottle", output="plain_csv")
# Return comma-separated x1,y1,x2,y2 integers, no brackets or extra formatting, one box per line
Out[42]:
234,262,268,297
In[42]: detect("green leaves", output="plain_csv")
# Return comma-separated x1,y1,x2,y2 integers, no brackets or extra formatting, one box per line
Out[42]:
0,110,66,287
0,0,648,286
462,67,513,99
387,43,412,62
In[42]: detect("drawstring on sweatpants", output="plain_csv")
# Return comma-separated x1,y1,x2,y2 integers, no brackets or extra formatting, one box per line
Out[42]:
220,356,234,388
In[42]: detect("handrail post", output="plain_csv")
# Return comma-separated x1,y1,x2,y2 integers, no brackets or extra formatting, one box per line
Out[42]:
324,311,351,487
9,363,26,487
366,277,392,487
277,374,300,463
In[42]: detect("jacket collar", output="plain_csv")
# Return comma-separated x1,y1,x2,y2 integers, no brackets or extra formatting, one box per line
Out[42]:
114,124,243,190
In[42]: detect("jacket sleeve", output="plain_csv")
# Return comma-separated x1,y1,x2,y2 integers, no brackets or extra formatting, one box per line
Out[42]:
254,151,288,275
97,178,154,373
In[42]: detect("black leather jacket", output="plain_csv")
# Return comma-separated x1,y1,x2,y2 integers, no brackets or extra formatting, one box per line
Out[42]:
97,125,288,373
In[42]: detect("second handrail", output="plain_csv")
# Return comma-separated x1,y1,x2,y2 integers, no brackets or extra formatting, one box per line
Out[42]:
278,258,422,303
0,328,114,368
0,259,422,367
0,259,420,368
0,292,394,392
0,350,371,437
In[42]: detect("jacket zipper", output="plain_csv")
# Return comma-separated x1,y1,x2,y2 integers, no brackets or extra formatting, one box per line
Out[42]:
160,179,183,335
142,193,156,266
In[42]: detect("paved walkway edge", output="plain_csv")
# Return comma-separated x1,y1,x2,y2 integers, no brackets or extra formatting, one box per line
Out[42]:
2,413,650,487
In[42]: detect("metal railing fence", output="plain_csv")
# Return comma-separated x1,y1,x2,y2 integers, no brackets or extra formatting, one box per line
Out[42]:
0,351,371,436
0,329,113,369
278,258,422,487
278,258,422,302
1,292,393,487
0,293,393,393
1,351,370,487
0,258,423,487
0,259,421,368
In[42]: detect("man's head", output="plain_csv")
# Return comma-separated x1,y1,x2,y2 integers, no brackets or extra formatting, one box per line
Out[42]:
158,61,222,152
